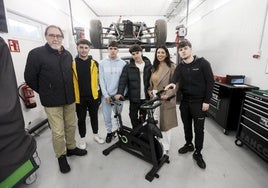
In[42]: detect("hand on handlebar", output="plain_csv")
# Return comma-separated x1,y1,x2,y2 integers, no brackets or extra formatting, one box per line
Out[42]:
148,90,154,99
164,83,176,90
114,94,123,101
112,94,125,102
161,94,169,100
105,97,111,104
161,84,176,101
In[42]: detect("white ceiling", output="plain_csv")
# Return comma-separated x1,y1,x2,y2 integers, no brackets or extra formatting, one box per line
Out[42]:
83,0,173,16
83,0,206,19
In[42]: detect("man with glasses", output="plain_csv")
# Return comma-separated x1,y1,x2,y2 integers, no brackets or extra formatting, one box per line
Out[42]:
99,41,126,143
115,44,152,129
24,25,87,174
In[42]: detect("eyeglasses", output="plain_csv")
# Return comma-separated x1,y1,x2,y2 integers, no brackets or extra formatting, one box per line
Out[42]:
47,34,63,39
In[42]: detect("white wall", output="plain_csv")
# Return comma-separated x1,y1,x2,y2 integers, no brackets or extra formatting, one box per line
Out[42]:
170,0,268,89
1,0,98,128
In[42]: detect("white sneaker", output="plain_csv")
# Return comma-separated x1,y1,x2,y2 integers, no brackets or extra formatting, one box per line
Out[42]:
93,134,105,144
78,138,87,149
163,150,169,155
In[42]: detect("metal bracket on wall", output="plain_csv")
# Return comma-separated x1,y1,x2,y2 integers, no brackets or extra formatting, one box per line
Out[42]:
28,119,49,135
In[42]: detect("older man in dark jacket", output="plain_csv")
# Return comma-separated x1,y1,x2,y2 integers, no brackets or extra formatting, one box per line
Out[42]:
115,44,152,128
24,25,87,174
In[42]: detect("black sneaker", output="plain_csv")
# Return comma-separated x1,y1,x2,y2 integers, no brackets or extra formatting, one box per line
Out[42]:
193,152,206,169
58,155,70,173
67,147,87,156
106,133,113,143
178,143,194,154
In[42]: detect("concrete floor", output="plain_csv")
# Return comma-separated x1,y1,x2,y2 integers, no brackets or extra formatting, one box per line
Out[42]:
19,101,268,188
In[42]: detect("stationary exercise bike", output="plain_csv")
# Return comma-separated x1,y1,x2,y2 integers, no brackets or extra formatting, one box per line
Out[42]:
102,90,174,182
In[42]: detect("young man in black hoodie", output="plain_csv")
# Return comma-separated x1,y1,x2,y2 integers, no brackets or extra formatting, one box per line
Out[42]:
115,44,152,129
166,39,214,169
73,39,104,150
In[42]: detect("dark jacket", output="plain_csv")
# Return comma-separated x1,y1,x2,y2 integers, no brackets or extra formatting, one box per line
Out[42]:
73,56,100,103
117,56,152,103
173,56,214,103
24,43,75,107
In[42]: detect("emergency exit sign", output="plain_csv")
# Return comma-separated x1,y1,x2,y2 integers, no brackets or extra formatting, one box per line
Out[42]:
8,39,20,52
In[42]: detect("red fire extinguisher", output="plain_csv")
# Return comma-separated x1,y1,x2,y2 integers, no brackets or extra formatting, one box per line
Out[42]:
18,83,37,108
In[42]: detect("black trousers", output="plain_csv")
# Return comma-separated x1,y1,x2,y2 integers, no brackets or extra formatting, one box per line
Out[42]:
179,100,205,153
129,100,147,129
76,97,100,137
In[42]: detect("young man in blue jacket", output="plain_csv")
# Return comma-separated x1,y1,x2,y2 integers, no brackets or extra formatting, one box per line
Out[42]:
99,41,126,143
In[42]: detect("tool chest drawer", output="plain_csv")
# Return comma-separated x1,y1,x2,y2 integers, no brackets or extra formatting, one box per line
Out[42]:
236,91,268,162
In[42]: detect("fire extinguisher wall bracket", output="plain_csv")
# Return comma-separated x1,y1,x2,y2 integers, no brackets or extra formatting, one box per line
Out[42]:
18,83,37,109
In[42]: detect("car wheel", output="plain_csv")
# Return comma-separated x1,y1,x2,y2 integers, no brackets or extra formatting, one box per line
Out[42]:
90,20,103,48
154,19,167,46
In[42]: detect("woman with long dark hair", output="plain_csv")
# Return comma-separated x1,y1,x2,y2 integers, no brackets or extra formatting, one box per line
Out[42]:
148,46,178,154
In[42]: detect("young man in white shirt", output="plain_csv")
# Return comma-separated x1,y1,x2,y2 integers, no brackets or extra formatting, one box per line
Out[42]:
115,44,152,129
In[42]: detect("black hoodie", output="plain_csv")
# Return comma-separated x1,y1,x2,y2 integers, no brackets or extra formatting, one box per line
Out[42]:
173,56,214,103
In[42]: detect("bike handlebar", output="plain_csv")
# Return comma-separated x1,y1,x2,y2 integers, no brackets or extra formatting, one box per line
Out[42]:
140,100,162,110
140,89,175,110
110,96,125,106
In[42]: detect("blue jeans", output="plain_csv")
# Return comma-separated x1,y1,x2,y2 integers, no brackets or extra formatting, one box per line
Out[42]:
101,97,123,133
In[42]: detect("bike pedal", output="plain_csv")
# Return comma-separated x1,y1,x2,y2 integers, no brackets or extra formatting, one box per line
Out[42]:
112,131,117,138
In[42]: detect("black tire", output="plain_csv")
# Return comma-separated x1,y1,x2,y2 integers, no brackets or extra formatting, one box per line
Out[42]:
102,149,110,156
90,20,103,48
235,139,243,147
154,19,167,46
